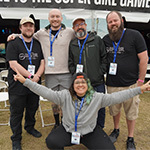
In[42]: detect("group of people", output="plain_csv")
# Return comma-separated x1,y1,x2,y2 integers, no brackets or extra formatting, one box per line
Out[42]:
6,9,149,150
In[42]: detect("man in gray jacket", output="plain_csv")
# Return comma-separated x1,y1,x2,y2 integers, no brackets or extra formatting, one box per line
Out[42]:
68,17,107,128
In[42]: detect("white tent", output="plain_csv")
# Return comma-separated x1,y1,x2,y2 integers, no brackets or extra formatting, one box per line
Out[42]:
0,7,150,23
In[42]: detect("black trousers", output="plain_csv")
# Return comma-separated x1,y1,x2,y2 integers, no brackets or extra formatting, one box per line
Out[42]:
46,124,116,150
9,93,39,142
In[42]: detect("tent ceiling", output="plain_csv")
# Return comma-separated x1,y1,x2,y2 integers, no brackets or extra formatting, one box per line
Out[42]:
0,8,150,23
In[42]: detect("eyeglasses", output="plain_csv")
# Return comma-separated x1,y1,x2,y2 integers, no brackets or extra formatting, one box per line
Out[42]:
74,80,87,85
74,22,85,28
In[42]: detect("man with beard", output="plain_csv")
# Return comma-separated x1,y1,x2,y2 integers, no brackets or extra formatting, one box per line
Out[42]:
68,17,107,129
103,11,148,150
6,17,45,150
7,9,75,130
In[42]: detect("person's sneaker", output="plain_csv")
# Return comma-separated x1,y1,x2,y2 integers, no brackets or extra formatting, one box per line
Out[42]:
12,141,21,150
27,128,42,138
109,129,120,143
126,137,136,150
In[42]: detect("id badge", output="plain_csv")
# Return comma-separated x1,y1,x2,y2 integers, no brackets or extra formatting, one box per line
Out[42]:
76,64,83,73
109,63,117,75
28,65,35,75
71,132,80,145
48,57,55,67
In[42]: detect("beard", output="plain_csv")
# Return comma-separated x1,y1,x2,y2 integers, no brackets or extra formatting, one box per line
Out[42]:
108,22,124,42
75,28,87,38
22,32,34,39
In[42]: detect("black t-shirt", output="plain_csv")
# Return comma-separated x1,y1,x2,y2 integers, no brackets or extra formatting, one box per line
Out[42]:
103,29,147,87
6,37,44,95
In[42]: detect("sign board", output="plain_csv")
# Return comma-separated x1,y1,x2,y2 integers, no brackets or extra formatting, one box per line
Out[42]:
0,0,149,13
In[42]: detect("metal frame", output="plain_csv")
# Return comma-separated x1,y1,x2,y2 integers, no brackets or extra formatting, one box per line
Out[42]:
39,96,55,127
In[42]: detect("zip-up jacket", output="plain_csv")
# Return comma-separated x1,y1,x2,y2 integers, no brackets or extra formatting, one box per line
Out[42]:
34,23,74,74
24,79,141,136
68,32,107,87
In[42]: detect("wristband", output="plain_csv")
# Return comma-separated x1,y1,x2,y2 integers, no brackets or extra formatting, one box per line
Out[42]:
28,74,32,79
138,79,144,83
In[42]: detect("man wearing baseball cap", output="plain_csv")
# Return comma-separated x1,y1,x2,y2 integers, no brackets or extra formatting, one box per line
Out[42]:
6,16,45,150
68,17,107,129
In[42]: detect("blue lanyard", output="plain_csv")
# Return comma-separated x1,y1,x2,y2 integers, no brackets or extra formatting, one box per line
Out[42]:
49,27,62,56
21,35,33,65
75,97,85,132
112,29,125,63
78,34,89,64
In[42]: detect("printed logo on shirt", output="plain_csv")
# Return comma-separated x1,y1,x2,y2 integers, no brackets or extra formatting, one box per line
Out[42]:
106,46,125,54
19,52,39,60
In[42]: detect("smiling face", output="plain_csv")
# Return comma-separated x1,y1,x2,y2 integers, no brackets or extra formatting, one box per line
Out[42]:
20,22,35,39
106,11,124,42
73,78,88,97
73,19,87,39
107,12,122,33
48,9,63,30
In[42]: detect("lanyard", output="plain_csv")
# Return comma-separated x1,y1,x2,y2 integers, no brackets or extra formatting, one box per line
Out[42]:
21,35,33,65
112,29,125,63
49,27,62,56
75,97,85,132
78,34,89,64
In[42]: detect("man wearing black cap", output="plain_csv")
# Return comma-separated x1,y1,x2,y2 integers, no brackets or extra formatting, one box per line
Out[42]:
68,17,107,128
6,17,44,150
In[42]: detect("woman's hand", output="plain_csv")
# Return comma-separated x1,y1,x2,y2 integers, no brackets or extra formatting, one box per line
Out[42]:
140,80,150,93
13,68,26,84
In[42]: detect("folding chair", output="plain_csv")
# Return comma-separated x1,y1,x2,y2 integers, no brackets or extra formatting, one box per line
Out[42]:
0,58,7,71
39,96,55,127
0,79,9,107
0,91,10,125
0,69,8,81
145,64,150,79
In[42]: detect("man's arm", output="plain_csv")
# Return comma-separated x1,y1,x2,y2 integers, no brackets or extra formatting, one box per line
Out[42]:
137,50,149,86
9,60,31,78
68,43,76,75
7,32,38,42
32,59,45,82
99,37,107,74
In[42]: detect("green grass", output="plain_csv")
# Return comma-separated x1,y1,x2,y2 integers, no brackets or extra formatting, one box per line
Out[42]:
0,93,150,150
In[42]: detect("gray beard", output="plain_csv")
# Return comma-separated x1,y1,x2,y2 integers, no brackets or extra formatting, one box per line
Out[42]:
75,29,86,38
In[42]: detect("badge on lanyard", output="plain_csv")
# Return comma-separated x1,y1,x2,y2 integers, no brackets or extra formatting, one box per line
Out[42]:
71,132,81,145
48,56,55,67
109,63,117,75
76,64,83,73
28,65,35,75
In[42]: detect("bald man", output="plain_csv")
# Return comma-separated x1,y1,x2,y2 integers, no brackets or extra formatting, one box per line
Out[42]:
33,9,75,129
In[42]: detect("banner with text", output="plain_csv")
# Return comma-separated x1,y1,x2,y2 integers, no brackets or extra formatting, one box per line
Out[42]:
0,0,149,13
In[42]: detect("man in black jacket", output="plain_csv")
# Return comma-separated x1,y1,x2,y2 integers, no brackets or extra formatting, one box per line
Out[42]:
68,17,107,128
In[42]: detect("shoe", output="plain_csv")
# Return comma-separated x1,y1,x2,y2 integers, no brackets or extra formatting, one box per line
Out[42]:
12,141,21,150
109,129,120,143
27,128,42,138
126,138,136,150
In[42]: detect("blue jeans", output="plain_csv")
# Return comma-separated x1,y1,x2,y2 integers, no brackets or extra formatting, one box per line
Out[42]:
93,84,105,128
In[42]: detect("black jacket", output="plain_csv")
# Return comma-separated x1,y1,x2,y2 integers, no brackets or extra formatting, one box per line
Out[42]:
68,32,107,87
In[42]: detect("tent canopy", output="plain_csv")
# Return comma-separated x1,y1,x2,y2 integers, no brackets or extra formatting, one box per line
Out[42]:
0,0,150,22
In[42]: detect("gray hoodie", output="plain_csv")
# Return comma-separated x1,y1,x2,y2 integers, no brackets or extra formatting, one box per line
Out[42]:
24,79,141,135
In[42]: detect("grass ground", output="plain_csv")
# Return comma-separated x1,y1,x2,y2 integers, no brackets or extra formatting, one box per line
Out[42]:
0,92,150,150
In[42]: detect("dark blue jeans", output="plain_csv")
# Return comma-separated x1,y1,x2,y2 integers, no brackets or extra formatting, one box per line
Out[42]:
93,84,105,128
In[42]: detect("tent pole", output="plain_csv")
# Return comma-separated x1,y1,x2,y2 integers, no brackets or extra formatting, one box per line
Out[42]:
91,10,95,32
